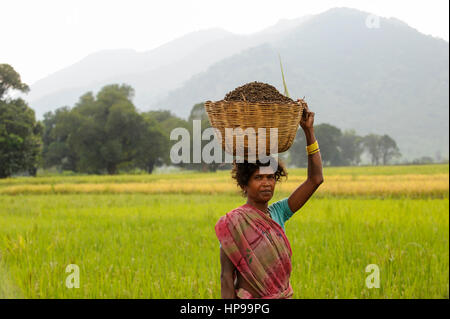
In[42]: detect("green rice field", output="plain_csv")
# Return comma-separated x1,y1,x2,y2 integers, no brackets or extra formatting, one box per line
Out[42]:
0,164,448,298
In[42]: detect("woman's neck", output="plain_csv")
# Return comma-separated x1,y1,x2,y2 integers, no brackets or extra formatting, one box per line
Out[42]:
246,198,269,213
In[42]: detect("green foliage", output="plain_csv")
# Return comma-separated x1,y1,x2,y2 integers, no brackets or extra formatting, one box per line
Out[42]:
363,134,402,166
291,123,344,167
133,116,167,173
314,123,344,166
0,65,41,178
42,84,167,174
145,103,228,173
412,156,435,165
339,129,364,166
187,102,226,172
290,125,401,167
142,110,190,169
0,64,29,100
290,129,308,167
42,107,78,171
379,134,402,165
143,110,189,134
363,134,382,165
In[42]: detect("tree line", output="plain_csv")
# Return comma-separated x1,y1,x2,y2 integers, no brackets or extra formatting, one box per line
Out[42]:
290,125,401,167
1,64,406,178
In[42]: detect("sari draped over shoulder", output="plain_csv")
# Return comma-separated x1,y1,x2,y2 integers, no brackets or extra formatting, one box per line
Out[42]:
215,203,293,299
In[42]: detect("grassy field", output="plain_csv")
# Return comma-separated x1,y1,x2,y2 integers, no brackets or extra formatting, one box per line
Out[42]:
0,164,448,298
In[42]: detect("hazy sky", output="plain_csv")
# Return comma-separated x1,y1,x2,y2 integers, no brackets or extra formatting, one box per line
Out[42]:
1,0,448,85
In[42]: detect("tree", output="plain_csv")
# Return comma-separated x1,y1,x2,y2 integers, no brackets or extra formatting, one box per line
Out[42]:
290,123,343,167
339,129,364,166
362,133,401,165
0,99,42,177
144,110,190,135
133,116,167,173
362,134,382,165
313,123,345,166
0,64,41,178
42,107,78,171
412,156,434,164
68,84,144,174
289,129,308,167
142,110,190,168
290,123,346,167
187,102,221,172
379,134,401,165
0,64,29,100
42,86,177,175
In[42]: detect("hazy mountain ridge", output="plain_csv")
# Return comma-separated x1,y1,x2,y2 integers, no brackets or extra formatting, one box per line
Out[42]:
26,18,310,117
152,7,449,160
27,28,234,103
21,7,449,161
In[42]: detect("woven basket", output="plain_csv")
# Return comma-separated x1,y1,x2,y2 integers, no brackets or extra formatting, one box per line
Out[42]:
204,99,306,158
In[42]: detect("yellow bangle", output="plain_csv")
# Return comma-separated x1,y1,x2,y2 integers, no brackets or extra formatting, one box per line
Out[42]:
306,141,319,153
308,148,320,155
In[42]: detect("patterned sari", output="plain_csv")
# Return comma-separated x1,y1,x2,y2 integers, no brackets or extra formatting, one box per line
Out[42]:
215,203,293,299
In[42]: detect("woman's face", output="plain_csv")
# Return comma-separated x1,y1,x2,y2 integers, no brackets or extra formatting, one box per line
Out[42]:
244,167,276,202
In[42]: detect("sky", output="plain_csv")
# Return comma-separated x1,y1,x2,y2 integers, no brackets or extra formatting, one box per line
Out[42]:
1,0,449,85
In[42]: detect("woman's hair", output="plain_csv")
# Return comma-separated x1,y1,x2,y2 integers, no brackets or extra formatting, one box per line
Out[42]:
231,157,288,197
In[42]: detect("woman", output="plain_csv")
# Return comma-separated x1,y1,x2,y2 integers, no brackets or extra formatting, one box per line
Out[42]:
215,102,323,299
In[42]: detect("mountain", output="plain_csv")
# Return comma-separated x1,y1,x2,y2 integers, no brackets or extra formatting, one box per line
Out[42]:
152,7,449,160
27,28,232,101
21,7,449,161
25,28,233,114
26,17,311,118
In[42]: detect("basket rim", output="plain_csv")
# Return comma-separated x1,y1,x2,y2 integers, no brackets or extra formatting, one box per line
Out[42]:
205,99,302,106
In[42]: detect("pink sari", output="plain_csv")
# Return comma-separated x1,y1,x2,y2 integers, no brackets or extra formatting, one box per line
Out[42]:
215,203,293,299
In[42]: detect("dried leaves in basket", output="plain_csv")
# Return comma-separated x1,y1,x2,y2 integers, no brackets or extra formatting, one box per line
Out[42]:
223,81,294,104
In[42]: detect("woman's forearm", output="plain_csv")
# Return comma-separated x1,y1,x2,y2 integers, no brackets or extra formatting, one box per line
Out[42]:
304,128,324,183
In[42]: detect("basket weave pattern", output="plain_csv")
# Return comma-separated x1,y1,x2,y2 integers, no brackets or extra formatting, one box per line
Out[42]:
204,99,306,157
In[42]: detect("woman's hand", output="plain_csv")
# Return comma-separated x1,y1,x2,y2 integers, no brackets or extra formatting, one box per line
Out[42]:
298,99,315,131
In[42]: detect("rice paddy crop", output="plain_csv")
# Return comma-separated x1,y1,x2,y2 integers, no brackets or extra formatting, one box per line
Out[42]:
0,173,447,198
0,164,448,298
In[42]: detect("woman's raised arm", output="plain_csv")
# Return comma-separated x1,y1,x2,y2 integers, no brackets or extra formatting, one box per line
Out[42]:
287,103,324,213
